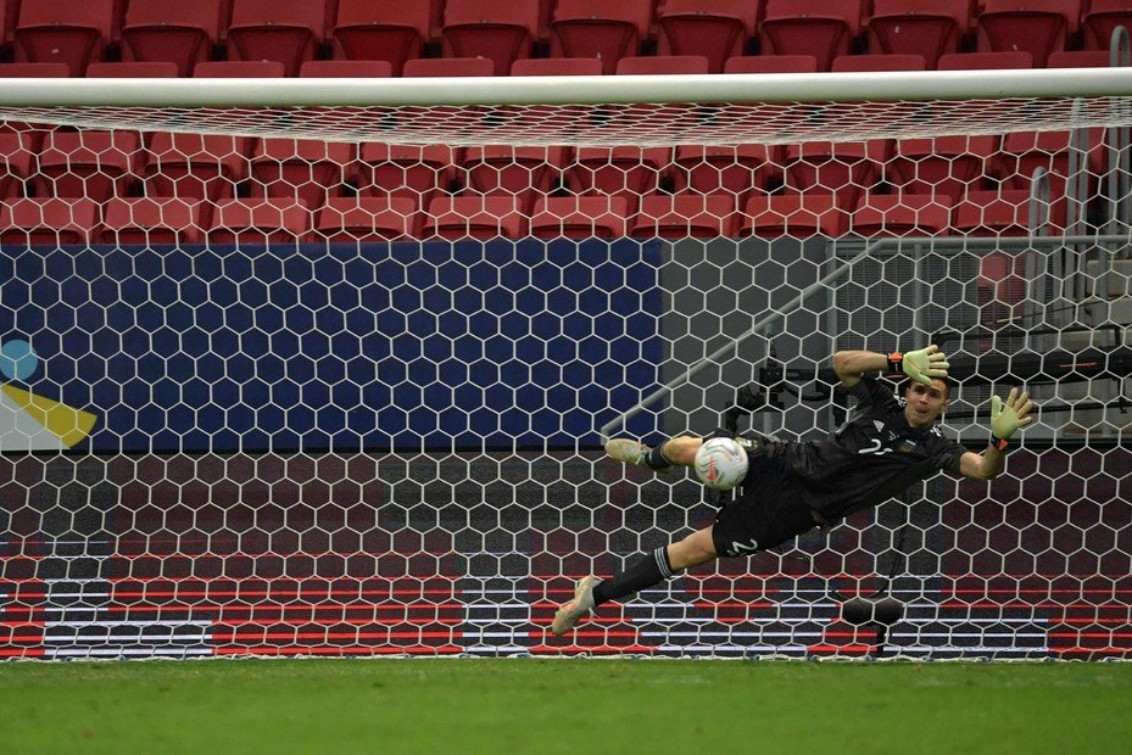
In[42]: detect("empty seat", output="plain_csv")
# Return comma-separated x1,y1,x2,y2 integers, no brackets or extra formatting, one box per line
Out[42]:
145,133,254,206
332,0,430,76
565,147,671,206
461,146,569,210
996,130,1103,199
615,56,711,75
511,57,605,76
193,60,286,77
1084,0,1132,51
529,195,629,238
952,188,1066,236
785,141,891,207
1047,50,1113,67
0,62,70,77
442,0,539,76
0,198,100,245
850,194,953,236
99,197,203,245
316,196,419,241
35,130,144,201
299,60,394,77
423,196,527,239
865,0,970,69
630,193,737,238
887,135,998,199
550,0,654,75
86,62,180,78
14,0,114,76
739,193,846,237
226,0,325,77
830,54,927,72
723,55,819,74
249,139,354,208
120,0,221,77
0,133,35,198
937,51,1034,69
760,0,862,72
977,0,1075,68
208,198,311,244
402,57,496,77
356,144,458,204
670,144,779,197
656,0,759,74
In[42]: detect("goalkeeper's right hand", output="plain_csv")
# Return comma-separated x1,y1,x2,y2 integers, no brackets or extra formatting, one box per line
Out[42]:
901,345,950,386
990,387,1035,440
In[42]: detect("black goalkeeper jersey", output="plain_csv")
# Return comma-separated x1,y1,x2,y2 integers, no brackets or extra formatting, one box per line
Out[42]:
764,376,967,522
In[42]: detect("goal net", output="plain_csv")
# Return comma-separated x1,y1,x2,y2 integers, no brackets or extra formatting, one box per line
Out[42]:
0,70,1129,660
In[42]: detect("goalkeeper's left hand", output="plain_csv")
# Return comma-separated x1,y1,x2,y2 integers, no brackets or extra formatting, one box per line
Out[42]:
990,387,1035,440
902,345,950,386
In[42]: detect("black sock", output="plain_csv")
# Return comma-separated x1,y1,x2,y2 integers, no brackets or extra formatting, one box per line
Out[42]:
592,547,681,606
644,442,672,470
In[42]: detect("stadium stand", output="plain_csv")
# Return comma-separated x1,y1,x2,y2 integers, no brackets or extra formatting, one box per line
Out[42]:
655,0,759,74
331,0,431,76
34,131,143,203
723,55,819,73
0,197,100,245
402,57,496,77
441,0,540,76
315,196,420,241
99,197,204,245
630,193,738,238
299,60,393,78
86,62,180,78
120,0,222,77
356,144,459,205
865,0,971,68
759,0,863,72
976,0,1076,67
226,0,325,77
249,140,355,209
510,57,605,76
550,0,654,74
850,194,954,236
423,195,528,239
207,197,312,244
528,195,630,239
739,192,846,237
13,0,114,76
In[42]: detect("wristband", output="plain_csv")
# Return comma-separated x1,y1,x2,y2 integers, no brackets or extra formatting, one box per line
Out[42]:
886,351,903,375
989,436,1009,452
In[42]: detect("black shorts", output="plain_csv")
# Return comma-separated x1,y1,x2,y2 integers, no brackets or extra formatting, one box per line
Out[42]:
711,453,819,558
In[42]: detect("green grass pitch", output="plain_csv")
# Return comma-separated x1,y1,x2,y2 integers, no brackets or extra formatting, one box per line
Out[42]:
2,659,1130,754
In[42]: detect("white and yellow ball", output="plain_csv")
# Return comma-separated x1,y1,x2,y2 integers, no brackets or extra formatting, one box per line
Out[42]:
693,437,749,491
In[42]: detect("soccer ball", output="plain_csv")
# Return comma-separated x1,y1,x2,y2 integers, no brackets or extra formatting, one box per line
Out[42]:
693,437,749,491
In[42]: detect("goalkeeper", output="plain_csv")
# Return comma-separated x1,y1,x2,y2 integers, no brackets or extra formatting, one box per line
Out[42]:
551,345,1035,636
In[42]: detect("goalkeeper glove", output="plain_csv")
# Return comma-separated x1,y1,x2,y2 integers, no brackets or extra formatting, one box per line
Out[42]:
890,345,950,386
990,387,1035,446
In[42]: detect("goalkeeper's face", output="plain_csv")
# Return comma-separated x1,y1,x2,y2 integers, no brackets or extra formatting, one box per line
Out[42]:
903,379,951,429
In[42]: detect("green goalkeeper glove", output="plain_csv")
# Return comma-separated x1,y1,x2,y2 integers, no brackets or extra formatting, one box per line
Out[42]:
990,387,1035,442
894,345,950,386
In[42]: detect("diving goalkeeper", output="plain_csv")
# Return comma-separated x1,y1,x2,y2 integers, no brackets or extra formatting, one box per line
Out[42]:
551,345,1035,636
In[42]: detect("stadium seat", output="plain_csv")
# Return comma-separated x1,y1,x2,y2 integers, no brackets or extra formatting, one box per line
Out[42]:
441,0,539,76
723,55,819,74
14,0,114,76
952,188,1067,236
550,0,654,75
461,146,569,211
937,51,1034,69
0,133,34,198
249,139,355,209
423,196,527,239
510,58,605,76
738,193,846,237
226,0,325,77
850,194,953,236
1084,0,1132,51
565,147,671,208
34,131,144,202
86,62,180,78
996,130,1104,199
120,0,222,78
356,144,459,205
976,0,1075,68
0,62,70,77
315,196,420,241
785,141,891,207
208,198,311,244
760,0,862,72
830,54,927,72
2,0,16,44
615,56,711,75
669,144,779,198
865,0,970,69
299,60,393,78
402,58,496,77
887,135,998,199
99,197,203,245
656,0,759,74
0,198,101,246
630,193,738,238
331,0,430,76
144,133,254,207
193,61,286,77
1046,50,1113,67
528,195,629,239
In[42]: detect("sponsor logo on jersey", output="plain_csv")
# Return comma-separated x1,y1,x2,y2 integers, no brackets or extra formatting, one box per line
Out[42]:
900,440,918,453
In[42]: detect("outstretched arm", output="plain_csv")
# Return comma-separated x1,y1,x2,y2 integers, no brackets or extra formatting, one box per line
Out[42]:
832,345,949,389
960,387,1036,481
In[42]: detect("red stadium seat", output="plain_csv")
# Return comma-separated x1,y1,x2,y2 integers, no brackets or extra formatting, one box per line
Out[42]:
723,55,819,74
865,0,970,69
86,62,180,78
0,62,70,77
2,0,16,44
615,56,710,75
850,194,953,236
1047,50,1113,67
760,0,862,72
120,0,221,78
299,60,393,78
14,0,114,76
529,195,629,239
976,0,1076,68
831,54,927,72
34,131,144,201
461,146,569,210
99,197,203,245
423,196,527,239
315,197,420,241
656,0,759,74
144,133,254,206
0,133,34,198
356,144,458,204
442,0,539,76
0,198,101,245
226,0,325,77
738,193,846,237
249,139,355,209
670,144,779,198
331,0,430,76
887,135,998,199
785,141,891,207
565,147,671,208
550,0,654,75
630,193,738,238
511,58,605,76
193,60,286,77
937,51,1034,69
996,130,1104,199
402,57,496,77
208,198,311,244
952,188,1067,236
1084,0,1132,51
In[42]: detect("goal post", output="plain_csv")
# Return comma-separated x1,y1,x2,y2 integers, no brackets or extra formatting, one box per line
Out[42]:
0,67,1129,661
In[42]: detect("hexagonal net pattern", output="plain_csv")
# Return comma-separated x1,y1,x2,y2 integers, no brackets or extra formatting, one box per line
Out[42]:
0,111,1129,661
